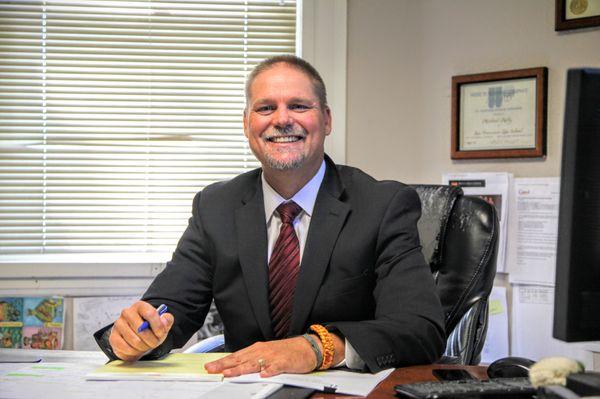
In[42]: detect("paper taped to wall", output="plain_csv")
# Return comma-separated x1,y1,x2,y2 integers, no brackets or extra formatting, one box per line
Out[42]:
73,296,138,351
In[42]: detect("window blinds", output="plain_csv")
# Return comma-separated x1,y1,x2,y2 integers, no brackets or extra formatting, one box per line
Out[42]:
0,0,297,255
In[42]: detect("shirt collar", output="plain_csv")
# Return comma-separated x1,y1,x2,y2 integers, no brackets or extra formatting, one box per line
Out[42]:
262,160,326,223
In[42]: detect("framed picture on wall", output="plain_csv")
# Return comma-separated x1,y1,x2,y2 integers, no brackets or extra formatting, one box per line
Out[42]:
556,0,600,31
451,67,548,160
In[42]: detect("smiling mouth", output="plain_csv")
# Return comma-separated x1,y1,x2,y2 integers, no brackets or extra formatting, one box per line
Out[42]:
266,135,305,143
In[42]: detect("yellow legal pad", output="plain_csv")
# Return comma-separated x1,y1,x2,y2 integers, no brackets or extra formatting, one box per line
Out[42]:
86,353,229,382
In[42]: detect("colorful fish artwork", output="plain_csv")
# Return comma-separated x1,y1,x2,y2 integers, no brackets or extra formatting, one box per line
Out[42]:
0,298,22,323
24,297,64,326
0,296,64,349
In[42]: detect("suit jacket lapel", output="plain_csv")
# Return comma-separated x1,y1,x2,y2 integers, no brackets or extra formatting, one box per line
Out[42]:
290,157,350,334
235,175,273,339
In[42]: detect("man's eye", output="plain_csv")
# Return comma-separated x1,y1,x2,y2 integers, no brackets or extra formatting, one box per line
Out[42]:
255,105,275,114
289,104,310,111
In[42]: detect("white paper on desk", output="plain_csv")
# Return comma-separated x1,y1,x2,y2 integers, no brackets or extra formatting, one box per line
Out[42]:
481,286,509,364
201,382,283,399
506,178,560,285
511,284,599,370
73,296,138,351
442,172,511,272
0,361,222,399
227,368,394,396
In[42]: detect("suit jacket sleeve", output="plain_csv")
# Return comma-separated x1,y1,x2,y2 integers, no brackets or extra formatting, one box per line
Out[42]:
94,190,214,360
330,185,446,372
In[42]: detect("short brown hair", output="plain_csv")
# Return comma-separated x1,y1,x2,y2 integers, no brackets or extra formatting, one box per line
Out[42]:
245,55,328,108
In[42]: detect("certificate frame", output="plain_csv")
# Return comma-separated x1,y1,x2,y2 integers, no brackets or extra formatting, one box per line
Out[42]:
451,67,548,160
556,0,600,31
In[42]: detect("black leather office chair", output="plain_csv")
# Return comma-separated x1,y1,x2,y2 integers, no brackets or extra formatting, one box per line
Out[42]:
189,184,499,365
411,184,499,365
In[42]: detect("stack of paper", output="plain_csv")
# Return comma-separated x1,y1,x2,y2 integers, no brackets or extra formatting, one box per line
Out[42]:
86,353,228,381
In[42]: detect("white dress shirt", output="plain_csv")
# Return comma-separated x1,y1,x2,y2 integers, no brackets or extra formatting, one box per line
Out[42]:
261,160,365,370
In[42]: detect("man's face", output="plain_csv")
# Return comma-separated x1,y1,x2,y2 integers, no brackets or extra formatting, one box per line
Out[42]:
243,64,331,172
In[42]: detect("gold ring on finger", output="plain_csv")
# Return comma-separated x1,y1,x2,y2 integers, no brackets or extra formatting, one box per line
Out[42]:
257,358,266,371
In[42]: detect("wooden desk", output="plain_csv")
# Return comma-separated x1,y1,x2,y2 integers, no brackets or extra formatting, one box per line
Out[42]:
314,364,488,399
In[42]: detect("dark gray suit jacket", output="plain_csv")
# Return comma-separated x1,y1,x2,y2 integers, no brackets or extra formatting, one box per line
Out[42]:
95,155,445,371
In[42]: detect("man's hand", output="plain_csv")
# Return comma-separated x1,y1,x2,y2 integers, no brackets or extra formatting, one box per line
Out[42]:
108,301,174,362
204,333,345,377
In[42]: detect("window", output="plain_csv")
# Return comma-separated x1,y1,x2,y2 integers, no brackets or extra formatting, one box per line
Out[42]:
0,0,297,258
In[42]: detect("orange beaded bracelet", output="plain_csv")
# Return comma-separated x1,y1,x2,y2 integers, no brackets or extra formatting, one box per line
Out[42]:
309,324,334,370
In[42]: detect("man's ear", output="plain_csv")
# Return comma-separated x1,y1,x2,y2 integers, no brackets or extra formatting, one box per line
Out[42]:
242,109,249,138
324,106,332,136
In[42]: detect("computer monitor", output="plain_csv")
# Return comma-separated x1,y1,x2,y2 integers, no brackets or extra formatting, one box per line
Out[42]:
553,68,600,342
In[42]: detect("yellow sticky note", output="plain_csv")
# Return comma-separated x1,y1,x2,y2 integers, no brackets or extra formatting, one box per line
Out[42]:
489,299,504,315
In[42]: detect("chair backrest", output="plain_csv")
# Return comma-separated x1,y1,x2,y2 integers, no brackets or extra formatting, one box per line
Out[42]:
411,185,499,365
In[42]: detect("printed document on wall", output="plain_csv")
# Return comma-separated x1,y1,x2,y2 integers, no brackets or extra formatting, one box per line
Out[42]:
73,296,138,351
442,172,511,272
481,286,509,364
506,178,560,285
511,284,597,370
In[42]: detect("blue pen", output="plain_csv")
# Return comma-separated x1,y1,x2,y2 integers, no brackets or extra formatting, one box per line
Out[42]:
137,304,168,333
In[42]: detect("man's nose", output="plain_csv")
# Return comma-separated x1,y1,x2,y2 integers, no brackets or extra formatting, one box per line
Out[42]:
273,107,292,127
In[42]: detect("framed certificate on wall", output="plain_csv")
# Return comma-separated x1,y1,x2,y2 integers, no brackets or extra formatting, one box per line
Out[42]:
451,67,548,160
556,0,600,31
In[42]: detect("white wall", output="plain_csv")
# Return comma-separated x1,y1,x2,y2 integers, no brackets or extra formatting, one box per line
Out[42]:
346,0,600,183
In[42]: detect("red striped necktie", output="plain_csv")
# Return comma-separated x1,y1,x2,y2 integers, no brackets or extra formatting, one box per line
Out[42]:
269,201,303,339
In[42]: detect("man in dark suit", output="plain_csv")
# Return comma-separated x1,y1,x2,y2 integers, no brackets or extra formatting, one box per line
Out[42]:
95,55,445,376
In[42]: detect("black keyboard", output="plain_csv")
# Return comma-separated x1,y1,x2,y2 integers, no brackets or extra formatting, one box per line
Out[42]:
395,377,536,398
